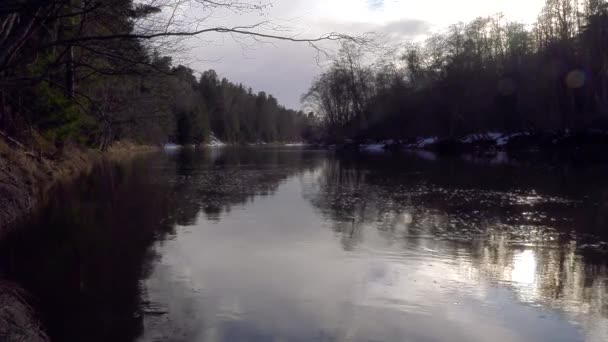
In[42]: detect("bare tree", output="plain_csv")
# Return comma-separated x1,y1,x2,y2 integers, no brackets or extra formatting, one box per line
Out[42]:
0,0,368,149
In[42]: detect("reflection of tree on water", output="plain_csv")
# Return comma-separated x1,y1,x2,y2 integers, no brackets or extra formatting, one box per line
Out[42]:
0,149,606,342
166,148,323,222
0,148,323,342
307,153,608,242
305,154,608,340
0,156,177,342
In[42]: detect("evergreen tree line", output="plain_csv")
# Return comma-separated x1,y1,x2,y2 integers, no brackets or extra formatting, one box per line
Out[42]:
174,67,316,145
304,0,608,143
0,0,316,154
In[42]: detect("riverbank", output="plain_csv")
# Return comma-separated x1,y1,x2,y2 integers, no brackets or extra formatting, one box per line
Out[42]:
336,130,608,157
0,139,158,342
0,139,158,233
0,282,49,342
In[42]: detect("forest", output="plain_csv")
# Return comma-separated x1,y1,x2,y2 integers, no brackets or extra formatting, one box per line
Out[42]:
4,0,608,153
0,0,318,154
304,0,608,146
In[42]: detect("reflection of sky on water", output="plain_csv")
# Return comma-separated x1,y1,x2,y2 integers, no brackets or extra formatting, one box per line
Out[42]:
5,149,605,342
510,250,538,293
139,163,607,342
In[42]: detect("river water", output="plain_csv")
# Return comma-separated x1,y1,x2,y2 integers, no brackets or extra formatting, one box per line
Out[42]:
1,147,607,342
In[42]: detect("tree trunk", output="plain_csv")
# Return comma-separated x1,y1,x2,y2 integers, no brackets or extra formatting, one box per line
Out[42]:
66,45,75,98
64,0,79,98
0,88,6,131
0,9,42,71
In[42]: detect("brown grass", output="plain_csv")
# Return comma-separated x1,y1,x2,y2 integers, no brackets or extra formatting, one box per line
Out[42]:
0,137,158,341
0,282,49,342
0,136,158,232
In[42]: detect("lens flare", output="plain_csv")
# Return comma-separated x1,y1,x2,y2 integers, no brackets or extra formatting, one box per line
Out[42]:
565,70,586,89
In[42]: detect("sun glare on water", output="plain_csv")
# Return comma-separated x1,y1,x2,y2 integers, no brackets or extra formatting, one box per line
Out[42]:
511,250,538,285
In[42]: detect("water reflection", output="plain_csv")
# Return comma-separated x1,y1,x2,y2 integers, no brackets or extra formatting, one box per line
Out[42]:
165,147,322,223
305,154,608,341
0,148,324,342
0,148,606,342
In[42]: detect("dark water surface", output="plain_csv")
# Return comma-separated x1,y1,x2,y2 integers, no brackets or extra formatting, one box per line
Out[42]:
1,148,607,342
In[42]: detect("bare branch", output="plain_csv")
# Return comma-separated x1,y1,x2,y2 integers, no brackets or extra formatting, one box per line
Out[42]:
45,28,369,47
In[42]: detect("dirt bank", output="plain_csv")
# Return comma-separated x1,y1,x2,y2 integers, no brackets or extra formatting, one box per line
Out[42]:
0,282,49,342
0,139,158,233
0,139,158,341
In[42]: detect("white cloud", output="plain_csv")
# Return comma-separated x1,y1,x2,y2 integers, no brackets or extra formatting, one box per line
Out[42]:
176,0,545,109
367,0,385,10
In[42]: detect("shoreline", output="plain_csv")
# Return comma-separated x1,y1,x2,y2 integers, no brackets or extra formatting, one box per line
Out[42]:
0,140,158,233
328,130,608,159
0,139,157,342
0,139,314,232
0,281,49,342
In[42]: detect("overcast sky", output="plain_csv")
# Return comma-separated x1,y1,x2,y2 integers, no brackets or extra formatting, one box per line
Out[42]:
182,0,546,109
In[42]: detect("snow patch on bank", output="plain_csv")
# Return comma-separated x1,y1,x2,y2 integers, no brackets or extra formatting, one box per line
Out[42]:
417,137,438,148
461,132,500,143
207,133,225,147
497,133,526,146
361,143,386,153
163,143,181,150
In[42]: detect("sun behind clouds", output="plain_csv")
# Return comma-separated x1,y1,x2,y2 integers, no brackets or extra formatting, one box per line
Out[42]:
319,0,546,27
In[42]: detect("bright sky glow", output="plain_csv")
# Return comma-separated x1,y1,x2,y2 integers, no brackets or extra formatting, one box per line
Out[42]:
311,0,545,26
189,0,550,109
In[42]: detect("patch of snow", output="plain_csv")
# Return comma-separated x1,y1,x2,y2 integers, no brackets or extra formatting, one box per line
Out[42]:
486,132,502,140
459,132,532,147
207,132,225,147
497,132,528,146
460,135,477,143
284,142,307,147
462,132,504,144
163,143,181,150
496,135,510,146
360,144,386,153
417,137,438,148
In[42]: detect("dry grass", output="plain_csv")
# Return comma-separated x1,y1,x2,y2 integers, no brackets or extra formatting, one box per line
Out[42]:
0,136,158,341
0,136,158,231
0,140,37,229
0,282,49,342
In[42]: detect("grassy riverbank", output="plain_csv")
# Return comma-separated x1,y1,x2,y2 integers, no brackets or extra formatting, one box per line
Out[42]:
0,139,157,342
0,281,49,342
0,139,158,233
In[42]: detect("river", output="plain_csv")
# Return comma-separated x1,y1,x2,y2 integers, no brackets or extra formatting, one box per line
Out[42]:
1,147,607,342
